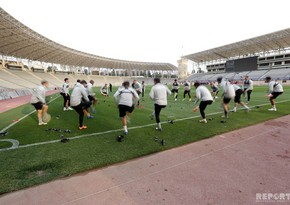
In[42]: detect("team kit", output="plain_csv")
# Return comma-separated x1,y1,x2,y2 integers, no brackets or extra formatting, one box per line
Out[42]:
30,76,283,134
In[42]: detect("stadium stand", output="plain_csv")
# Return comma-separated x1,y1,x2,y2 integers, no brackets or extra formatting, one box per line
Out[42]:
187,67,290,83
259,68,290,80
246,70,269,80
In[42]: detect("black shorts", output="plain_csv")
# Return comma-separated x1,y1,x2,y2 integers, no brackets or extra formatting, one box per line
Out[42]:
171,89,178,93
88,95,95,101
234,89,243,103
271,92,283,99
118,104,134,117
32,102,43,110
223,97,232,104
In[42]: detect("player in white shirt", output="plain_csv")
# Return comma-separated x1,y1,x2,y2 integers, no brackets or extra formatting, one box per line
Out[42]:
192,82,213,123
182,81,191,101
217,77,235,118
171,79,179,101
231,83,250,112
60,78,73,111
114,81,139,134
70,80,93,130
210,82,219,101
242,75,254,104
132,80,142,106
86,80,97,113
31,80,49,125
265,76,284,111
149,78,171,131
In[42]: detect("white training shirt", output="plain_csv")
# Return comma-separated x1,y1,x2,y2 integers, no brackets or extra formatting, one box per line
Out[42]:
100,85,108,94
61,82,69,94
243,79,253,91
184,82,190,91
70,83,90,106
220,80,235,99
133,82,142,93
31,85,46,104
149,83,171,106
232,84,242,92
172,82,179,90
114,87,139,107
86,82,94,96
268,81,284,93
195,85,213,101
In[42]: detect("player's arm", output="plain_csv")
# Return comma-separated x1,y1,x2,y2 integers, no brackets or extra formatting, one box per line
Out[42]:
194,89,201,104
113,89,121,105
268,82,274,94
149,87,154,100
81,88,90,102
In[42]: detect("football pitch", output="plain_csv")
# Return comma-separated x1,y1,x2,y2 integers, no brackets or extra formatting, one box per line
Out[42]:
0,85,289,194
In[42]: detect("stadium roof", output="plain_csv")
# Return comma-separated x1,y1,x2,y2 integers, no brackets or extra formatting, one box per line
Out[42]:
0,8,177,71
183,28,290,63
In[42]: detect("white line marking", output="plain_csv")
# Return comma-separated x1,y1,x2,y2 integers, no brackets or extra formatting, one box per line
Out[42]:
0,139,19,150
1,99,289,152
0,95,60,133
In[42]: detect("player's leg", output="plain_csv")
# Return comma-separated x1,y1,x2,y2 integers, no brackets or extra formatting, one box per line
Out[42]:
154,104,162,131
232,90,241,112
268,92,282,111
188,91,191,101
222,98,231,118
182,91,187,101
61,93,67,111
83,101,93,118
66,94,73,110
119,105,128,134
247,90,252,103
33,102,46,125
199,101,207,122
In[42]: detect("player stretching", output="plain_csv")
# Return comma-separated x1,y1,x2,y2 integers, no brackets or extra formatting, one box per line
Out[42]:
265,76,283,111
60,78,73,111
192,82,213,123
231,83,250,112
114,81,139,135
141,81,145,101
217,77,235,118
31,80,49,125
242,75,253,104
100,83,109,102
182,81,191,101
149,78,171,131
132,80,142,106
171,79,179,101
210,82,219,101
86,80,97,113
70,80,92,130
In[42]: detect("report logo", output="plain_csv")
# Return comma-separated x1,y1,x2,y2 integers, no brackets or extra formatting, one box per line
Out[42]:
256,193,290,203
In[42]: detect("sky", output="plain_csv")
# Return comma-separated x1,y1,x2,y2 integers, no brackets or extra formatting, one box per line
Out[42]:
0,0,290,66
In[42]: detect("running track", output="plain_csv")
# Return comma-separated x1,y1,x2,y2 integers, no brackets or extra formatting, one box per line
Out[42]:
0,90,59,114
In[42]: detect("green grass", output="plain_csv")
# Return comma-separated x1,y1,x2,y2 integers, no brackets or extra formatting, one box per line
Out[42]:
0,85,289,194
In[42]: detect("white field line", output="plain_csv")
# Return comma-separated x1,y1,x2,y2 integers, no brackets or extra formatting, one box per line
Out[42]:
0,95,60,133
0,99,289,152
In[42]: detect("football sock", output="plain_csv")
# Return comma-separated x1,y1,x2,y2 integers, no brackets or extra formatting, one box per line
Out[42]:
123,126,128,133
